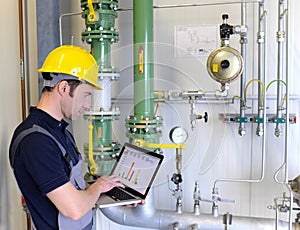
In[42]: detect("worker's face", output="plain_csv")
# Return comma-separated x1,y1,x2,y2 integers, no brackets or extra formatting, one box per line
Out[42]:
67,83,93,120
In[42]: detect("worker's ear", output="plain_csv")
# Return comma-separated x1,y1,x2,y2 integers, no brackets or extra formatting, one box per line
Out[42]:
57,80,70,95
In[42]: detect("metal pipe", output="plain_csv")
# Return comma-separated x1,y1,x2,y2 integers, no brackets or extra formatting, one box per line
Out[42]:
101,197,293,230
275,0,286,137
133,0,154,118
18,0,31,228
118,0,262,11
238,0,248,136
212,1,267,206
272,1,293,229
59,12,81,46
18,0,26,121
285,5,292,229
256,1,266,136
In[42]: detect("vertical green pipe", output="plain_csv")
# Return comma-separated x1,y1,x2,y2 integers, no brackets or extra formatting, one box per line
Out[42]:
92,40,111,68
133,0,154,118
91,41,112,146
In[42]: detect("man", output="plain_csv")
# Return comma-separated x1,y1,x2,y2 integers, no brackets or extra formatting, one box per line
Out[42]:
9,45,124,229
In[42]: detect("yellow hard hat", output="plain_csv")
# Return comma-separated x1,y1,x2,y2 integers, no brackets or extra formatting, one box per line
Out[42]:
38,45,102,90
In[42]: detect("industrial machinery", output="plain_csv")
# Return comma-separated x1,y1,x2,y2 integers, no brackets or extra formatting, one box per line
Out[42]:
34,0,300,229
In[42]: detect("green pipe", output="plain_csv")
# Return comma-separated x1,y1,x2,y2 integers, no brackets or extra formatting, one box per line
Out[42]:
92,40,111,69
133,0,154,118
81,0,120,176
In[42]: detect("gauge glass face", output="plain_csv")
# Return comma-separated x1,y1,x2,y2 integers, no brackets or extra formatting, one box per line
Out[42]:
170,127,188,144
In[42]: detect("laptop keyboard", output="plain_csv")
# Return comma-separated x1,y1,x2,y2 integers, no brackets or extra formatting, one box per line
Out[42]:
106,187,136,201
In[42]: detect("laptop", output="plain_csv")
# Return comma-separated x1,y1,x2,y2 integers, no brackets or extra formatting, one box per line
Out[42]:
96,142,164,208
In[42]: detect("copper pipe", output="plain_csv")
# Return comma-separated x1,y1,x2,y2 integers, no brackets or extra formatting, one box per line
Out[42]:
18,0,26,120
18,0,31,229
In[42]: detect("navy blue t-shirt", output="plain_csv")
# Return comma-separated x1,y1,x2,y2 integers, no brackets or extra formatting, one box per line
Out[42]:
9,107,80,230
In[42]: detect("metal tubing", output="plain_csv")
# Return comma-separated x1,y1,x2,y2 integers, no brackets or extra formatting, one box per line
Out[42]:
238,1,247,136
275,0,286,137
18,0,31,227
133,0,154,118
59,12,81,46
285,3,292,228
213,0,267,198
18,0,26,120
118,0,262,11
256,1,266,136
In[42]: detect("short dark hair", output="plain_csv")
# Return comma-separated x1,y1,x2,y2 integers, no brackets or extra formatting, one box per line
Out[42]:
42,73,82,97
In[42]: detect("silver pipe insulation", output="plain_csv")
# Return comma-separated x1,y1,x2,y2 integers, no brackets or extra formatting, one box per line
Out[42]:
101,191,295,230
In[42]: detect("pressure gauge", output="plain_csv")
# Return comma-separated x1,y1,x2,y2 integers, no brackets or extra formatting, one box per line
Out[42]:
169,126,188,144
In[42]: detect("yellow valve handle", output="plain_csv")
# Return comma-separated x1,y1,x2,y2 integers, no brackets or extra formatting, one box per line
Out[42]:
87,0,97,23
133,139,186,149
88,124,98,174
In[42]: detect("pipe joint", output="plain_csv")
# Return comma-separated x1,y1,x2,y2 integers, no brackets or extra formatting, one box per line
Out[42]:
277,31,286,42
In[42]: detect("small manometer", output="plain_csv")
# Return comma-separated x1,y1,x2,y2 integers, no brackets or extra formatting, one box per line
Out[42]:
169,126,188,144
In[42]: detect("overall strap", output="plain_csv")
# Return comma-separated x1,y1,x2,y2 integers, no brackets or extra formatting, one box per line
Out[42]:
10,124,72,168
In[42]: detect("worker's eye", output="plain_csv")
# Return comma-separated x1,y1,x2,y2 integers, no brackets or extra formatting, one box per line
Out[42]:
84,92,92,98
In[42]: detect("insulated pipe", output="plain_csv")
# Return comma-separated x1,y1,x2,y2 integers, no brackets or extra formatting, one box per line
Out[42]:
36,0,60,92
101,192,294,230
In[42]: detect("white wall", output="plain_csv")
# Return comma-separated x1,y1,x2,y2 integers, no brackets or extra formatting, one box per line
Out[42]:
0,1,38,229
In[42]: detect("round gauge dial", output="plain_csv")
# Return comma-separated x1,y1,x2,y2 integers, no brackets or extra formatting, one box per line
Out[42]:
169,126,188,144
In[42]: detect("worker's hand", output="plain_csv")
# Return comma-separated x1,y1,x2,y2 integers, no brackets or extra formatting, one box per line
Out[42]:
95,174,124,194
126,199,146,207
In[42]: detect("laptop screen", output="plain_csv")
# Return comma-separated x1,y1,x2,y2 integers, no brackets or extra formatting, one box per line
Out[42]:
111,143,164,197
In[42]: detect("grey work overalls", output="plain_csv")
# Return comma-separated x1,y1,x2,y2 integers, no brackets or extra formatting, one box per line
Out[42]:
10,124,93,230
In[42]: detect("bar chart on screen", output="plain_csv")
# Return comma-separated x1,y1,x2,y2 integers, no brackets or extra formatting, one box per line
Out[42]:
114,147,160,192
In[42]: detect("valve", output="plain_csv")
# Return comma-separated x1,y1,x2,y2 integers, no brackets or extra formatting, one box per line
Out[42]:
87,0,98,23
168,174,183,213
220,14,234,41
171,173,182,185
211,187,235,217
188,97,208,130
193,181,201,215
